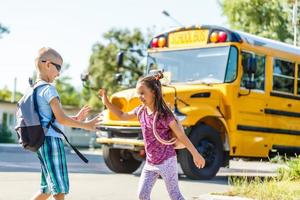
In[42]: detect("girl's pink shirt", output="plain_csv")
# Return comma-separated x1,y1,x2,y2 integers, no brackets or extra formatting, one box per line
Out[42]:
135,106,176,164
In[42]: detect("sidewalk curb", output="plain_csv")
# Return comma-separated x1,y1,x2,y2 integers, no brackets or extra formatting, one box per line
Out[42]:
0,143,20,147
195,194,253,200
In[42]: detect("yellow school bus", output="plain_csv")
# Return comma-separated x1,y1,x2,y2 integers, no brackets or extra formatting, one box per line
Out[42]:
97,25,300,180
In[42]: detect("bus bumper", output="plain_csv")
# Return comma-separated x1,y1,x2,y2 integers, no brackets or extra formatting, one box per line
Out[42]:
96,125,144,150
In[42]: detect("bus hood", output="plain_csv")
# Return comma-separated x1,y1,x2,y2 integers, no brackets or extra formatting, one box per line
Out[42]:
104,83,224,125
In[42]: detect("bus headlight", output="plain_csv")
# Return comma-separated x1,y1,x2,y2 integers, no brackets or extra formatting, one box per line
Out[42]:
97,131,109,138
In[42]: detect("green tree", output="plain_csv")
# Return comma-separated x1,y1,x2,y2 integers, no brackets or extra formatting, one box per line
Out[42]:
0,87,22,102
0,112,14,143
220,0,296,43
55,64,82,107
85,28,152,108
0,23,9,38
55,76,81,107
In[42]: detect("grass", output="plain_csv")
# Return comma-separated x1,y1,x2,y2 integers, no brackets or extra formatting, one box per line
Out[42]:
221,156,300,200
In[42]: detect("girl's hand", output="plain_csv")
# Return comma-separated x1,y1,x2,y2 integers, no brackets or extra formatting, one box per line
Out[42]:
193,153,206,169
75,105,91,121
98,89,109,106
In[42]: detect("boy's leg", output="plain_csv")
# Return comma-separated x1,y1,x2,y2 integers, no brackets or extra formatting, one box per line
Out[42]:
31,192,51,200
53,193,65,200
38,137,69,195
33,147,51,200
137,163,159,200
159,156,185,200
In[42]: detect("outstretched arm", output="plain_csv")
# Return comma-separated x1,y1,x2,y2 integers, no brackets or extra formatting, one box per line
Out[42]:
98,89,136,121
169,120,205,168
50,98,102,131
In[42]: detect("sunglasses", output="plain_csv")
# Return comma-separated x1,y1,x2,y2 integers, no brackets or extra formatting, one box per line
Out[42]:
41,60,61,72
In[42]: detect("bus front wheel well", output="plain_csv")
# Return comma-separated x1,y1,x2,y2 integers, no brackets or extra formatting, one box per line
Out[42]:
196,116,229,150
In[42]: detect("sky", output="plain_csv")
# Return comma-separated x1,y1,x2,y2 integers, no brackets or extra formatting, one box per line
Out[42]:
0,0,227,94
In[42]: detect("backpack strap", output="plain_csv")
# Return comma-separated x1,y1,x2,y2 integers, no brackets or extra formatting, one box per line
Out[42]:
136,105,145,119
33,84,88,163
49,115,88,163
152,112,177,145
33,84,50,123
138,105,177,145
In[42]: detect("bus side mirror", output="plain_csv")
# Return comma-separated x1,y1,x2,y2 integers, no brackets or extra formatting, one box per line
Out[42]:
115,73,123,83
117,51,124,67
245,81,256,89
115,51,124,83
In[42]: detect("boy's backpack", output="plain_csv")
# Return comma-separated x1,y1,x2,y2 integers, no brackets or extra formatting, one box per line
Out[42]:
15,84,48,152
15,84,88,163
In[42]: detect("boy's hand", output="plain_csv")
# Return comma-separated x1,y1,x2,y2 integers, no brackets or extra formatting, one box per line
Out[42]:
75,105,91,121
85,114,103,131
98,89,109,105
193,153,206,169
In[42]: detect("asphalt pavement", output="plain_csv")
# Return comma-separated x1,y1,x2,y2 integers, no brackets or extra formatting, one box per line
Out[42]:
0,144,282,200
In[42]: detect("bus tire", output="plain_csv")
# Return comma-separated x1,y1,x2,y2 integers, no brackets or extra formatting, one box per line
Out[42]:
102,145,142,173
178,124,224,180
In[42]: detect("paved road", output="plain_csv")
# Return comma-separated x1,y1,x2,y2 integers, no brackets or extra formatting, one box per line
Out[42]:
0,144,282,200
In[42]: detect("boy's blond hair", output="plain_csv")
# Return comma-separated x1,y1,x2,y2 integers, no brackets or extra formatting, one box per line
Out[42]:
35,47,63,70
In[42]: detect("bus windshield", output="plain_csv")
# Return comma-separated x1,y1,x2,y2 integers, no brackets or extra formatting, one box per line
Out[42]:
147,46,238,84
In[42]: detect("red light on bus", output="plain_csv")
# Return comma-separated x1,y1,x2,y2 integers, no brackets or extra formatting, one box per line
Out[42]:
210,32,218,43
158,37,166,47
218,32,227,42
210,31,227,43
151,38,159,48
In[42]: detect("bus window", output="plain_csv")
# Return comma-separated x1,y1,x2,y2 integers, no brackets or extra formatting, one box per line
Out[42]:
241,52,265,90
147,46,237,84
272,59,295,94
224,47,238,83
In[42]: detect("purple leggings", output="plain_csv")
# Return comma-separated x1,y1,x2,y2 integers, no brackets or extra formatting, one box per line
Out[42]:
137,156,185,200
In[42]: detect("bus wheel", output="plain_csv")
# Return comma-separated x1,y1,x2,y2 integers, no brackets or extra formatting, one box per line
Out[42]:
178,124,224,180
102,145,142,173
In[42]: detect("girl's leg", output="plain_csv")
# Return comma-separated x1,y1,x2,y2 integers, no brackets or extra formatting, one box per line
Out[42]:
137,163,159,200
159,156,185,200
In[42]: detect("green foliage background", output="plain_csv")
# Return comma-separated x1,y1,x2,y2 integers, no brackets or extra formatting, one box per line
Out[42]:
220,0,297,43
83,28,153,109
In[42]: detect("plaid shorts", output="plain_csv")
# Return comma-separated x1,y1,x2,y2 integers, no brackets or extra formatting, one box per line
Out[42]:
37,136,69,195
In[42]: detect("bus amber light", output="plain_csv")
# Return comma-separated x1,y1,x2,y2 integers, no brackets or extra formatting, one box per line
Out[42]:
210,32,219,43
158,37,166,47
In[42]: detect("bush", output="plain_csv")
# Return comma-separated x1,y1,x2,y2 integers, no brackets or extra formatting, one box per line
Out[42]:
0,126,15,143
278,156,300,181
223,157,300,199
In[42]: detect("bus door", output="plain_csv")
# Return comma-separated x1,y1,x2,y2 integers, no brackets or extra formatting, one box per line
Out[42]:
234,51,270,157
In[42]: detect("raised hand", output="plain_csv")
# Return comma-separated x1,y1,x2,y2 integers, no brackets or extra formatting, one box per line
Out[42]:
98,89,109,106
75,105,91,121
